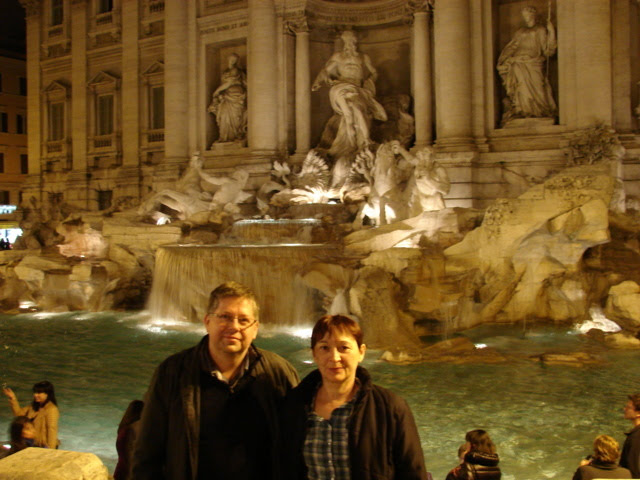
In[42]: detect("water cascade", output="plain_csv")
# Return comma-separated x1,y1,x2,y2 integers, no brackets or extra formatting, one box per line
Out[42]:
147,219,341,324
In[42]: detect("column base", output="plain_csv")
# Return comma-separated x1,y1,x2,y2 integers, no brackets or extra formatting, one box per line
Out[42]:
435,137,477,153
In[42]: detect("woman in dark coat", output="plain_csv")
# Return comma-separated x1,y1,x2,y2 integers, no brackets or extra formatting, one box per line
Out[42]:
445,430,501,480
280,314,428,480
572,434,631,480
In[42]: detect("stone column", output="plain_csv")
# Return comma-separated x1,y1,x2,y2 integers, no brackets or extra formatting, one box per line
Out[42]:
121,0,139,167
163,0,189,163
574,0,612,127
21,0,42,181
70,0,89,208
70,1,87,173
247,0,278,154
433,0,474,151
292,19,311,155
410,5,432,148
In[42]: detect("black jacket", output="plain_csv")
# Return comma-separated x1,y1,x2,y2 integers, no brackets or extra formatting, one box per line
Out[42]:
445,452,501,480
621,425,640,478
280,366,428,480
572,460,631,480
132,336,299,480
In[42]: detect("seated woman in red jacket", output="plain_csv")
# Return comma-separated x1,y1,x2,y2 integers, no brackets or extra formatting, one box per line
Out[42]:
446,430,501,480
280,314,428,480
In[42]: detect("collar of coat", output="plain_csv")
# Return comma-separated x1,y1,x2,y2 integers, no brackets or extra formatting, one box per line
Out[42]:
197,335,261,382
464,451,500,467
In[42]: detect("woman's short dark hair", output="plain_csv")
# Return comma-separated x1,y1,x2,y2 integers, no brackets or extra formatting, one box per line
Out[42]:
592,434,620,464
465,429,496,455
9,416,32,451
32,381,57,410
207,281,259,321
311,315,364,349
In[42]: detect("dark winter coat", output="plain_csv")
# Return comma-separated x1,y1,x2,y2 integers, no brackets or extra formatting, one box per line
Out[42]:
621,425,640,478
131,336,299,480
445,451,501,480
572,460,631,480
280,366,428,480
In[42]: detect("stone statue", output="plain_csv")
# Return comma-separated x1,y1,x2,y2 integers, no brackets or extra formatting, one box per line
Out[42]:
391,142,450,215
350,143,413,227
497,6,557,126
138,152,250,222
312,30,387,168
208,53,247,144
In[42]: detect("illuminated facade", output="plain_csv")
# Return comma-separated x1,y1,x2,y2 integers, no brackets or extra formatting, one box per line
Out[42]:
18,0,640,211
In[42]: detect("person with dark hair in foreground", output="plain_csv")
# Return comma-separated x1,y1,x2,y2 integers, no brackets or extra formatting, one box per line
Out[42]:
2,381,59,449
445,429,501,480
280,314,428,480
621,393,640,478
572,434,630,480
132,281,299,480
0,416,37,459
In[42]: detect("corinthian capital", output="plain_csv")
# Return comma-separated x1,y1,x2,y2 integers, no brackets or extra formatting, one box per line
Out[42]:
285,16,309,35
19,0,41,17
406,0,433,15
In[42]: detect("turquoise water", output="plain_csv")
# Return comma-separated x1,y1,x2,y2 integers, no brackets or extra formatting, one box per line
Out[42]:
0,312,638,480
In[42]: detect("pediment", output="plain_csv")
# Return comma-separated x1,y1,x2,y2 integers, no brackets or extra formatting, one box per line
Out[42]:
142,61,164,77
44,80,69,94
88,71,120,87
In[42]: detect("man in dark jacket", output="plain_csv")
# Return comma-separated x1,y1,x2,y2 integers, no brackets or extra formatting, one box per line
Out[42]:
132,281,299,480
620,393,640,478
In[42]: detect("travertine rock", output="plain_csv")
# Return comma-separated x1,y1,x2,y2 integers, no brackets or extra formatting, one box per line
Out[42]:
605,281,640,331
0,448,109,479
445,163,615,327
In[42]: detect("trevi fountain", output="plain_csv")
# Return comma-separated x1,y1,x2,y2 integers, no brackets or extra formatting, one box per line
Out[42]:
1,1,640,478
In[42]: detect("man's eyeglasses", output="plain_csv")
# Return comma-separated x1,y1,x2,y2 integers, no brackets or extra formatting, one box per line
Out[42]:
210,313,257,330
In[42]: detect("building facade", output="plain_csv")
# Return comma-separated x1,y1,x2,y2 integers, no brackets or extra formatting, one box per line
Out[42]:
18,0,640,211
0,54,27,207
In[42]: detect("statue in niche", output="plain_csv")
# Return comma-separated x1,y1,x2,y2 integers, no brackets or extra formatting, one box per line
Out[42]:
137,152,251,222
208,53,247,144
391,141,450,216
312,30,387,186
497,6,557,126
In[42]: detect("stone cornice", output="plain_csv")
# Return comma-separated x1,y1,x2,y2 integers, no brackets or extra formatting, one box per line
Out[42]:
282,0,409,28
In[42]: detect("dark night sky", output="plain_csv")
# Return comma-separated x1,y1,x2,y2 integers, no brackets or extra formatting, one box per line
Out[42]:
0,0,26,58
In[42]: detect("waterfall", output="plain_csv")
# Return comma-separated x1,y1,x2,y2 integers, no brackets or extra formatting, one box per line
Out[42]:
147,244,339,325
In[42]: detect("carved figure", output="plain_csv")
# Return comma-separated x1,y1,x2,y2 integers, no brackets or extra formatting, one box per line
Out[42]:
208,53,247,143
497,6,557,126
352,143,412,227
137,153,250,222
373,94,415,148
391,142,450,215
312,31,387,163
209,170,252,215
